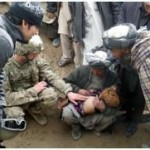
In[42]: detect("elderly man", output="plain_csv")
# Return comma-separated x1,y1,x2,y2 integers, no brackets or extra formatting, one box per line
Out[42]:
61,47,120,140
3,35,87,127
103,23,146,137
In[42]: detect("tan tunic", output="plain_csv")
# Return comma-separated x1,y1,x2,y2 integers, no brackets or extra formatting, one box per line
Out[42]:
58,2,72,36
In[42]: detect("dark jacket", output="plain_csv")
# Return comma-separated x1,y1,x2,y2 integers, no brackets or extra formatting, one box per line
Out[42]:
0,15,26,71
69,2,122,42
118,2,150,29
0,15,25,107
64,65,118,93
115,60,139,95
114,60,145,121
47,2,122,42
96,2,122,29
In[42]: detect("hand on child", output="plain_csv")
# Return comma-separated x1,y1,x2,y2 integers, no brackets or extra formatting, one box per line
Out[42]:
67,92,88,105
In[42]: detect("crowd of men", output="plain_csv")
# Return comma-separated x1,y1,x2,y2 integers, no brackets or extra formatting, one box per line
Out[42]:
0,2,150,148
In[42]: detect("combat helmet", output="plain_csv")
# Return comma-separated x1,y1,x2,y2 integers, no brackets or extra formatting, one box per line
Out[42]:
0,117,26,141
15,35,44,55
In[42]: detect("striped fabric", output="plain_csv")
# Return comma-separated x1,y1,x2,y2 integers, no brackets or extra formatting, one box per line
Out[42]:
0,69,6,107
131,32,150,111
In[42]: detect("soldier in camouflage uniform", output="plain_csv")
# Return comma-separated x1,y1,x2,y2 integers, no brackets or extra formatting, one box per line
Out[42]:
3,37,73,126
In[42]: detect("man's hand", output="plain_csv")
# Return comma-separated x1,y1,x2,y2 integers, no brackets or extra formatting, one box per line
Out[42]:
67,92,88,105
93,96,106,112
33,81,47,93
47,12,56,19
78,89,91,96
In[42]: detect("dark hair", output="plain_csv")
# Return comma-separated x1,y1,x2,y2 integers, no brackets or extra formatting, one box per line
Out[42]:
5,12,34,28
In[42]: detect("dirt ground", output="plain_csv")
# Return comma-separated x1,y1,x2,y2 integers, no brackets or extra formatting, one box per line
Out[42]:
0,3,150,148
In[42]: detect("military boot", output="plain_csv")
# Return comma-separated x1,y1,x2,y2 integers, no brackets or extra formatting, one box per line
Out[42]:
28,105,48,126
125,121,138,137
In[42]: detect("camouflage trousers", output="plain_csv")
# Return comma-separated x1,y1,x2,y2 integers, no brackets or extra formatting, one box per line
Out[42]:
5,87,58,119
0,87,58,141
62,103,116,132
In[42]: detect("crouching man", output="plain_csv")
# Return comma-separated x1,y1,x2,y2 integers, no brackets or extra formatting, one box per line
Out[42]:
62,47,120,140
103,23,146,137
3,36,84,126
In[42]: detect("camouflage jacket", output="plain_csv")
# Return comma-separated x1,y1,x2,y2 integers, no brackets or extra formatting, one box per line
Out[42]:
4,56,72,106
